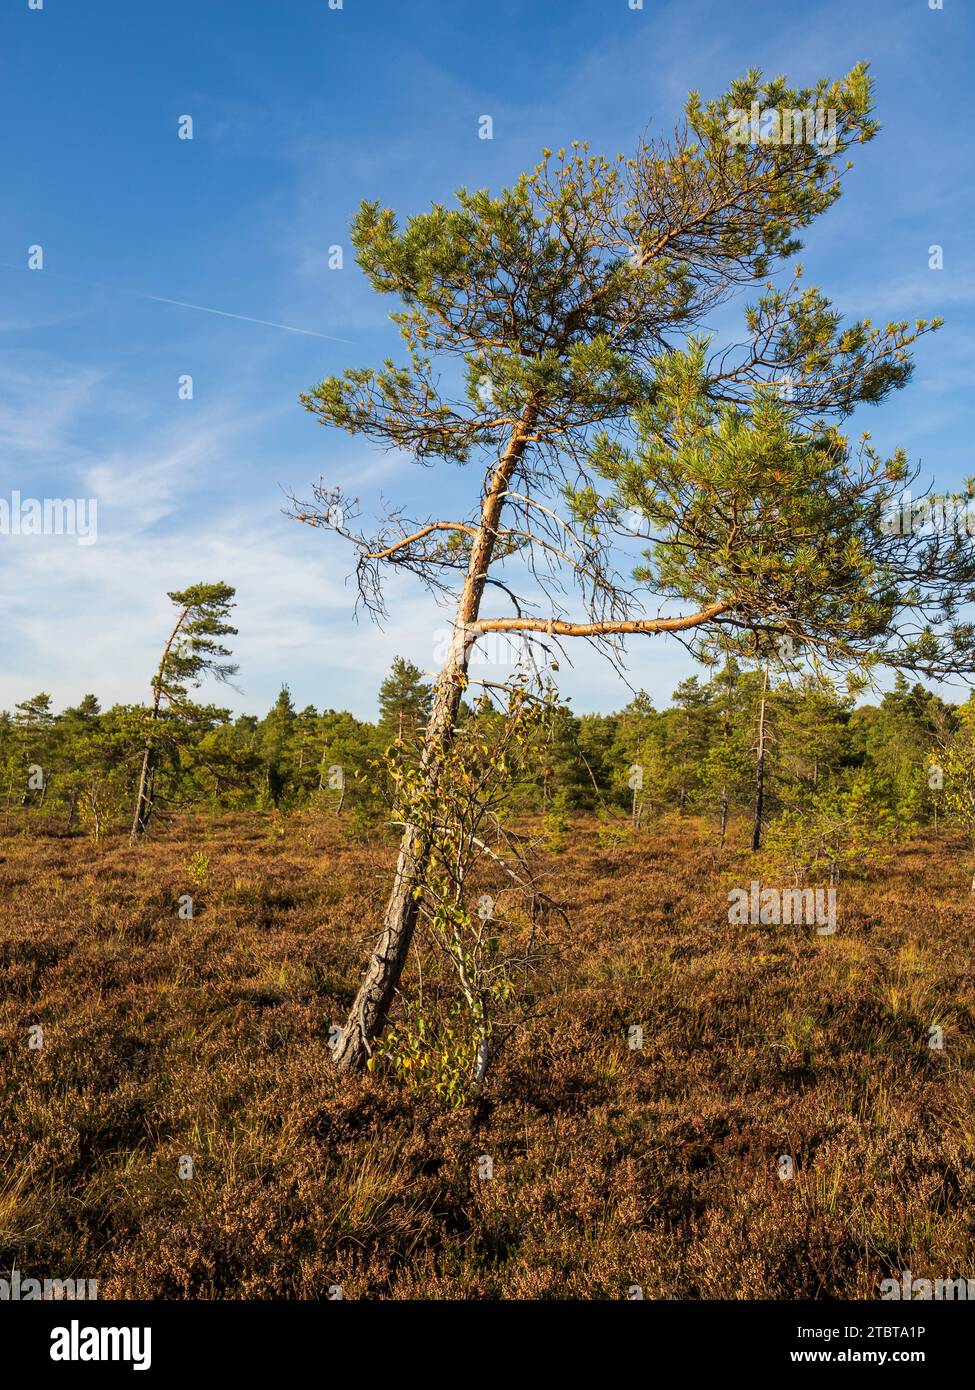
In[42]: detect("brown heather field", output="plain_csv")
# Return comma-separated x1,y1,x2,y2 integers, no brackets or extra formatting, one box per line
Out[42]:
1,811,973,1301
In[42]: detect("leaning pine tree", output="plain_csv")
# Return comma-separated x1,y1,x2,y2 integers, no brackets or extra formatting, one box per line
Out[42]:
130,583,238,840
293,65,975,1073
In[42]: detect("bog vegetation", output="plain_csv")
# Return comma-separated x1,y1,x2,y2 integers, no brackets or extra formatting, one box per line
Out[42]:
1,795,972,1297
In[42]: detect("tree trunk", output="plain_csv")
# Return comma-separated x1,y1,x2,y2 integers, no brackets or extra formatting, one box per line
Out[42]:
130,743,156,840
751,662,768,853
130,682,166,841
331,412,535,1073
130,607,187,842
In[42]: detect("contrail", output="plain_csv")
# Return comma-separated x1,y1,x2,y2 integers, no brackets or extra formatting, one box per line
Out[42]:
1,263,354,344
139,293,353,341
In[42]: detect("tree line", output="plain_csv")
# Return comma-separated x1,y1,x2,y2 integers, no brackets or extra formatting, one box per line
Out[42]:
4,643,969,853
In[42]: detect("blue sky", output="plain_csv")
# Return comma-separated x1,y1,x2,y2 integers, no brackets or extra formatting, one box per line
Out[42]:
2,0,973,719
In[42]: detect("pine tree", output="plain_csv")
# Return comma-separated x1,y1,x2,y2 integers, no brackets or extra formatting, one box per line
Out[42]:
291,65,975,1072
57,694,102,828
661,676,713,813
697,662,753,847
853,673,950,822
130,583,237,840
777,676,851,798
930,696,975,884
259,686,298,808
377,658,433,741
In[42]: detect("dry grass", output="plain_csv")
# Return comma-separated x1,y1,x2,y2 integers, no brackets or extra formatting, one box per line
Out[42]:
1,810,973,1299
